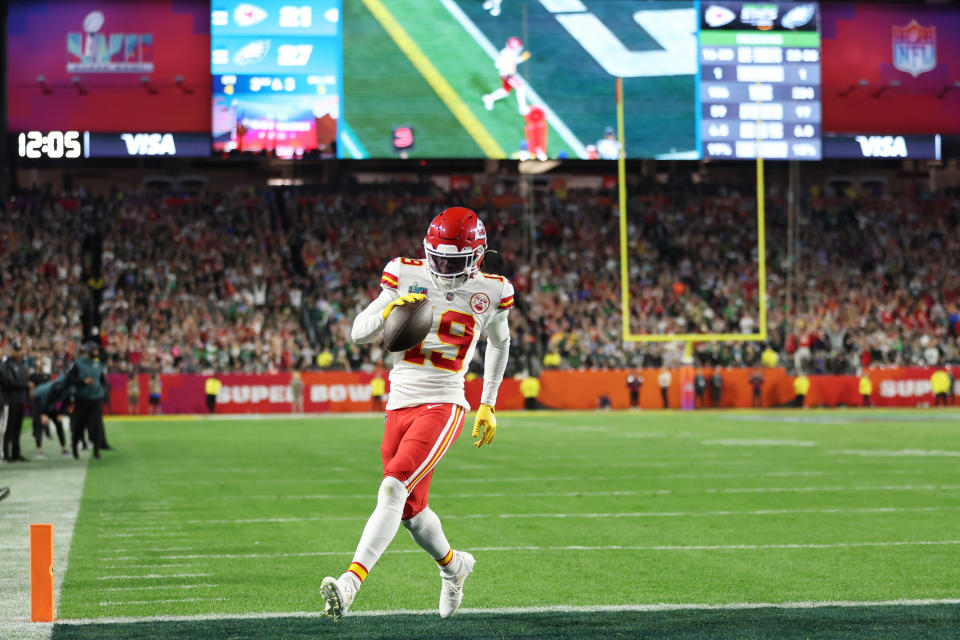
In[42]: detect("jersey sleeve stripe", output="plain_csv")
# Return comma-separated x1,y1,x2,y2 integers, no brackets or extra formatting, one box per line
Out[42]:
498,295,514,309
381,273,399,288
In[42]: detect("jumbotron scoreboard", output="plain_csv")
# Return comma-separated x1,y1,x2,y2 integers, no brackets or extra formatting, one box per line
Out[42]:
700,2,822,160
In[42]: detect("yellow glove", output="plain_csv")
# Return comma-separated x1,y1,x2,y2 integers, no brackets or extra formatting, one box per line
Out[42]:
381,293,427,321
472,404,497,447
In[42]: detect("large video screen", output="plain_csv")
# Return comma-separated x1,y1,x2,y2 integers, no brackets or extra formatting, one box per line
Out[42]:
7,0,211,132
211,0,341,157
340,0,699,159
821,3,960,135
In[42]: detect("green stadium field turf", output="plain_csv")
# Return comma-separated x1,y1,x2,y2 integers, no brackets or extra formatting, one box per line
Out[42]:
4,409,960,639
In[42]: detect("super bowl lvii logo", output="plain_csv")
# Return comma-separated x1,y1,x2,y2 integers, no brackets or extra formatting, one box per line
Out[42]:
67,11,154,73
892,19,936,78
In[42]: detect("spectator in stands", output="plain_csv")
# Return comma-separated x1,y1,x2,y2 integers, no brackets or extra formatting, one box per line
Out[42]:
3,179,958,382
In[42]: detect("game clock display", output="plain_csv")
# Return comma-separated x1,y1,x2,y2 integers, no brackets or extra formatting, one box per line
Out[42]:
700,2,822,160
17,131,84,159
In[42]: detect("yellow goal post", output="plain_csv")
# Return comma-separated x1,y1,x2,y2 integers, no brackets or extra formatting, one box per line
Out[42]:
616,77,768,346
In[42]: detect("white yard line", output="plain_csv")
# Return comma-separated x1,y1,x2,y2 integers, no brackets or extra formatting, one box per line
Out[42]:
160,501,958,526
97,598,228,607
96,573,211,581
46,598,960,626
119,539,960,561
102,584,218,592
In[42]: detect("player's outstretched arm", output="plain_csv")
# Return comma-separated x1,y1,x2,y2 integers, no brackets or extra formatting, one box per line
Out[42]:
474,310,510,447
351,289,398,344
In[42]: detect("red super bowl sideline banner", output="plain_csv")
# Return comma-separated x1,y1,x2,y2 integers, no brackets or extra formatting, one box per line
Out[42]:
103,367,956,415
106,372,524,415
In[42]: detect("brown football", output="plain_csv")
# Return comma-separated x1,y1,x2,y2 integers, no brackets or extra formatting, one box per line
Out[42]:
383,297,433,352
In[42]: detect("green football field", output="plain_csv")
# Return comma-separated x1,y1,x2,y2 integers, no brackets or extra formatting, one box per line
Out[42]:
2,409,960,639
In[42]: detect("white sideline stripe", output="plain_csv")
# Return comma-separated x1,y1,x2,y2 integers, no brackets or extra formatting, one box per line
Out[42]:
97,532,188,538
97,573,211,580
235,478,942,502
124,539,960,561
174,501,960,526
706,484,960,494
103,564,193,569
102,584,218,592
831,449,960,457
440,0,588,157
98,598,228,607
107,547,194,553
0,448,89,639
702,439,816,447
48,598,960,625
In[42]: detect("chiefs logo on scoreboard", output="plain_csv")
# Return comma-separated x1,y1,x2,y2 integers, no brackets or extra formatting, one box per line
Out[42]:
892,19,936,78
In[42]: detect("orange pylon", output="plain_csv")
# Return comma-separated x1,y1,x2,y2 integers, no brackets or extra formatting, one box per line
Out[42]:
30,523,54,622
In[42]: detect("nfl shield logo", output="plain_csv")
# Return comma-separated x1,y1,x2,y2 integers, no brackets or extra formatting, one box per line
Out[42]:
892,20,936,78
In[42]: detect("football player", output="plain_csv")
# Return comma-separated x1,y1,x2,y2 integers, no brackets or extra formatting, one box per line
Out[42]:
320,207,514,620
482,0,502,17
483,37,531,115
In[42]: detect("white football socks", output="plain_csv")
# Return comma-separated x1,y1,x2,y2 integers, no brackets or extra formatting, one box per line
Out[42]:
347,476,408,588
403,507,458,574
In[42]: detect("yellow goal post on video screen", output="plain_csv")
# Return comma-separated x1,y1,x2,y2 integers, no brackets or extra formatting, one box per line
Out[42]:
615,78,767,347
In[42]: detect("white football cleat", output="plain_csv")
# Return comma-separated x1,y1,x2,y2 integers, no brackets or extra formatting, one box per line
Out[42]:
483,94,495,111
483,0,493,8
439,551,475,618
320,575,356,621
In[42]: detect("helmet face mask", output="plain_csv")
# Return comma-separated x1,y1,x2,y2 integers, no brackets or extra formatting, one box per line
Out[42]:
423,207,487,293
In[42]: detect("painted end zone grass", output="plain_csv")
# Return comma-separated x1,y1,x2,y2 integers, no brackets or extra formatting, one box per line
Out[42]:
49,604,960,640
55,410,960,638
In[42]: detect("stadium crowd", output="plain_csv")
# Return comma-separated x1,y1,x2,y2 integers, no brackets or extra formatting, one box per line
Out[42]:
2,178,959,379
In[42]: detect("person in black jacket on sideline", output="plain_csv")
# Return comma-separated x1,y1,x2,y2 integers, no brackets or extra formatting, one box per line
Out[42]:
1,341,31,462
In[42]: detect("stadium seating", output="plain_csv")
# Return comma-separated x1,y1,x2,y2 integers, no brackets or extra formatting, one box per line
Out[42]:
2,181,958,376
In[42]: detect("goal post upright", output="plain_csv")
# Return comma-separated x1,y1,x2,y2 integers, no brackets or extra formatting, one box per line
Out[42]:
617,77,631,344
618,79,769,346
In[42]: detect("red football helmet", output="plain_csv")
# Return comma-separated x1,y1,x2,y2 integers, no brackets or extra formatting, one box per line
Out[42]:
423,207,487,292
507,36,523,52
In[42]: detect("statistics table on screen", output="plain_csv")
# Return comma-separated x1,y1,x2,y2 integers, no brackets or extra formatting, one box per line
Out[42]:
699,2,822,160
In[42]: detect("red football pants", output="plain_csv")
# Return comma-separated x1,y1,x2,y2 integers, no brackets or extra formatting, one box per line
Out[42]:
382,403,465,520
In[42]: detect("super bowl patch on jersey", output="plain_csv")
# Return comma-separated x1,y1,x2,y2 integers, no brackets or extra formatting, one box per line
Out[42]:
470,292,491,314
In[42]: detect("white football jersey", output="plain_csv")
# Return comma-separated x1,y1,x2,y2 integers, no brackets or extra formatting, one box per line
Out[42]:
495,47,523,77
380,257,514,410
